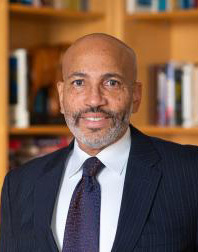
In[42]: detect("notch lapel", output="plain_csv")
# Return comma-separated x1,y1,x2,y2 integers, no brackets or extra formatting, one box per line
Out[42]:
111,126,162,252
34,142,74,252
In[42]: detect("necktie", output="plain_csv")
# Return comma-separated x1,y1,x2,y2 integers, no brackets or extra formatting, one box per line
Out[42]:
62,157,105,252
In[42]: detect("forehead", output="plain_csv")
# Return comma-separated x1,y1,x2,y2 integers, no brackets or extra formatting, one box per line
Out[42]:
62,39,131,77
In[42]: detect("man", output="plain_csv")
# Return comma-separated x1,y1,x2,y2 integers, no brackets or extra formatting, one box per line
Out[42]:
1,33,198,252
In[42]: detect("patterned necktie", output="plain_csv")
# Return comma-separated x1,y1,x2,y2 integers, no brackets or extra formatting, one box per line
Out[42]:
62,157,105,252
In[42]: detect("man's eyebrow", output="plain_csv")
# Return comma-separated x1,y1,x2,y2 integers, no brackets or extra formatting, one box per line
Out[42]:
102,72,124,80
66,72,88,79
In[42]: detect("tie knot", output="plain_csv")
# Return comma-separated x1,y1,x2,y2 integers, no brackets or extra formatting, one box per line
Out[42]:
82,157,104,177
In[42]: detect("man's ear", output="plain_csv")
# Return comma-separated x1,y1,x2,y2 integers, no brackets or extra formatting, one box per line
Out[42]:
132,81,142,113
57,81,64,114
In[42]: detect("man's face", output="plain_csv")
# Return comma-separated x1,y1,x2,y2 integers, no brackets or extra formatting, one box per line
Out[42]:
58,39,141,152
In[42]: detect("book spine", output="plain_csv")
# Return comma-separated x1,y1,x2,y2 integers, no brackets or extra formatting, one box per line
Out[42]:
148,65,158,124
9,56,18,106
158,0,166,11
174,66,183,125
166,62,176,126
182,64,193,127
157,65,167,126
9,56,18,127
12,49,30,128
20,0,33,5
69,0,81,10
126,0,136,13
80,0,89,11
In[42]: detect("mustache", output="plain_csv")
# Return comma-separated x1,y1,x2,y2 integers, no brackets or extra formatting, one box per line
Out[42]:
71,107,118,125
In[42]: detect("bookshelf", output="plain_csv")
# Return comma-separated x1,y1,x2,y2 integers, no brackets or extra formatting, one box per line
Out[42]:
9,125,198,141
10,126,71,136
0,0,198,190
0,0,110,190
10,3,104,19
126,9,198,21
0,0,9,191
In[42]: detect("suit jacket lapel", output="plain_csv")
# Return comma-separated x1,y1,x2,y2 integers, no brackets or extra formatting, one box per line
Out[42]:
34,141,74,252
111,126,162,252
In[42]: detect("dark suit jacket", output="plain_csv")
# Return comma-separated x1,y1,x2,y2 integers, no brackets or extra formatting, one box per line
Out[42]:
1,126,198,252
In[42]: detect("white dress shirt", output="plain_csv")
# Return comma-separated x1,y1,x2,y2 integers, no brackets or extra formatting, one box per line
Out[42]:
51,127,131,252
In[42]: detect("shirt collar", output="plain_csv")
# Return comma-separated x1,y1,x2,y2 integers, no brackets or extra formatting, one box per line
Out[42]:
67,127,131,178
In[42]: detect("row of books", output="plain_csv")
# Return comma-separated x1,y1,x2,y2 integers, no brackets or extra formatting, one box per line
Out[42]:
126,0,198,13
149,62,198,127
9,135,73,168
9,44,70,128
10,0,89,11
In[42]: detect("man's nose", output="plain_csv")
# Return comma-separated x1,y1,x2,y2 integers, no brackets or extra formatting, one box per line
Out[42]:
85,86,107,107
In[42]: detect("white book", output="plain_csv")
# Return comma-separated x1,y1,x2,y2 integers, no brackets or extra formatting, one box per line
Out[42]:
11,49,29,128
33,0,42,6
182,63,194,128
157,65,167,126
126,0,136,13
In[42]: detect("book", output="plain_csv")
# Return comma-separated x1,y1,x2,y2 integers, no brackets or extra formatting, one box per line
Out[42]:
126,0,198,13
174,66,183,125
149,61,198,127
126,0,155,13
10,49,30,128
9,55,18,127
182,63,194,128
9,135,72,169
148,65,159,124
157,64,167,126
80,0,89,11
166,62,176,126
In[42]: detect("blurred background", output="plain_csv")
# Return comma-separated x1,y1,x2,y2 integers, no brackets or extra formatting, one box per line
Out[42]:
0,0,198,189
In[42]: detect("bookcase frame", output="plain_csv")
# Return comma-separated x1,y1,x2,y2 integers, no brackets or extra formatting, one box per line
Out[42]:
0,0,198,190
0,0,9,190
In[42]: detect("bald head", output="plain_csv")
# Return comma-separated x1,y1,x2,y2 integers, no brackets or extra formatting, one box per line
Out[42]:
62,33,137,83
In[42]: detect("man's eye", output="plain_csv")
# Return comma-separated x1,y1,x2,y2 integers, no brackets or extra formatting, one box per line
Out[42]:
72,79,84,86
107,79,119,87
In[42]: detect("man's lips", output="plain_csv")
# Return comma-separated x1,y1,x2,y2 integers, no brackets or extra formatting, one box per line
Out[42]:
80,113,111,120
79,113,111,127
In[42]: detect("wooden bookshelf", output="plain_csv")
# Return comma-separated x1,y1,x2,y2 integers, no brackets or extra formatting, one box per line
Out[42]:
142,126,198,136
0,0,8,191
0,0,110,190
0,0,198,191
9,126,198,146
10,126,71,136
9,125,198,137
10,3,104,20
126,9,198,21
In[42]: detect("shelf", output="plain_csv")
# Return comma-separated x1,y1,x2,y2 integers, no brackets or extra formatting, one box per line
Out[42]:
140,126,198,136
126,9,198,21
10,125,71,136
9,125,198,136
9,3,104,20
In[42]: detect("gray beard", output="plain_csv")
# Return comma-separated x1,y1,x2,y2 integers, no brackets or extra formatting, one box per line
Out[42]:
67,118,128,149
64,105,132,149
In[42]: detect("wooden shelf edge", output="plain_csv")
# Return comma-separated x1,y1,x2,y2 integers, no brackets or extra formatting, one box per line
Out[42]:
9,125,198,136
9,3,104,20
140,126,198,135
10,126,71,135
126,8,198,21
